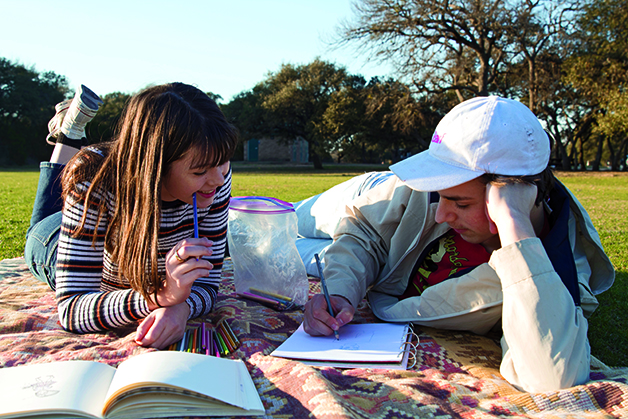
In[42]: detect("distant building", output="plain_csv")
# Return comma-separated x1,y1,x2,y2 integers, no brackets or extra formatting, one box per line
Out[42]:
244,137,309,163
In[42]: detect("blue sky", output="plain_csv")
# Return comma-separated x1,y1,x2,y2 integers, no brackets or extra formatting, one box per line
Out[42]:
2,0,392,102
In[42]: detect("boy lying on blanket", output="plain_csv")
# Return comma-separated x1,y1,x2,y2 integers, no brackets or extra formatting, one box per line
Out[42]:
297,96,615,393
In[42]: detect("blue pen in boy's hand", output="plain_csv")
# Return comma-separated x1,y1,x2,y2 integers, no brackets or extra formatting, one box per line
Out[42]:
315,253,340,340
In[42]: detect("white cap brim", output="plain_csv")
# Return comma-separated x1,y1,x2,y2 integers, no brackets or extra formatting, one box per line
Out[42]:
390,96,550,191
390,151,484,191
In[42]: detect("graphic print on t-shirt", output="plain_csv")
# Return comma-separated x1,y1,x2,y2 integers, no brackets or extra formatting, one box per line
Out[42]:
401,230,491,299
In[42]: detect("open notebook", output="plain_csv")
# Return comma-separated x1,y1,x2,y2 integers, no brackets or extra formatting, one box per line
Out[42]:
271,323,417,370
0,351,264,419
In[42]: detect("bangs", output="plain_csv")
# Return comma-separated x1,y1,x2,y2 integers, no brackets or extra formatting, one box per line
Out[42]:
188,127,238,170
154,83,240,171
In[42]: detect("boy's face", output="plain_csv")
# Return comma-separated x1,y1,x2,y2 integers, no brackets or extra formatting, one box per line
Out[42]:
434,178,501,252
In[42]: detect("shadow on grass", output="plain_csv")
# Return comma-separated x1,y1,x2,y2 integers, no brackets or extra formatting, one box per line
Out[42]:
0,165,40,172
588,270,628,367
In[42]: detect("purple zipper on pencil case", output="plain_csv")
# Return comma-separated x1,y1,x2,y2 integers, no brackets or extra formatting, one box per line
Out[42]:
229,196,294,214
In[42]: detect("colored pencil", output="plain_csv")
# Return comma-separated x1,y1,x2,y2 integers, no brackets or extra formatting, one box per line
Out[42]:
201,323,206,350
214,338,220,358
178,330,188,352
218,327,234,352
249,287,293,302
208,326,214,355
215,330,228,355
237,291,283,307
222,320,240,348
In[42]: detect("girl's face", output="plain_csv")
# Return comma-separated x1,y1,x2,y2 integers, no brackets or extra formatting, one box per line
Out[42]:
161,151,230,208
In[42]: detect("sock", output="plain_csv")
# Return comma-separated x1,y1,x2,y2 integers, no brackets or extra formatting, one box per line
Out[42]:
56,133,87,150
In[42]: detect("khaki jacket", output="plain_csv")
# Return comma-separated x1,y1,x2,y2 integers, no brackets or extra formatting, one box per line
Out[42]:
324,176,614,392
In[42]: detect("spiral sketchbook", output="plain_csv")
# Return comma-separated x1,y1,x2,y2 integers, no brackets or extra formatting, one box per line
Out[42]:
271,323,417,370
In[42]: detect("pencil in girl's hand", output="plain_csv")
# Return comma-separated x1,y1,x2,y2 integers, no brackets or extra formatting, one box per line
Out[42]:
193,193,200,262
193,192,199,239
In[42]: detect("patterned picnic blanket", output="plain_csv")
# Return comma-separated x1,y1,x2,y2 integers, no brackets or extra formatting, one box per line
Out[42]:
1,256,627,418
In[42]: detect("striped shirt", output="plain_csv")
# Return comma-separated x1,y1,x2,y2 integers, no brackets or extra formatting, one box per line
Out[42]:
55,167,231,333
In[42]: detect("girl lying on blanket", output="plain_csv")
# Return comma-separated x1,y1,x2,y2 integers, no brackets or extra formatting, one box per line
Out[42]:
24,83,238,349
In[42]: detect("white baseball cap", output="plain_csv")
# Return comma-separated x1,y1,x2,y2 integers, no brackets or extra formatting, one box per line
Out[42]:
390,96,550,191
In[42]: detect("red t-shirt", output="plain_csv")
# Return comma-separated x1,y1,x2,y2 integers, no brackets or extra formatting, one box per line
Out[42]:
400,230,491,299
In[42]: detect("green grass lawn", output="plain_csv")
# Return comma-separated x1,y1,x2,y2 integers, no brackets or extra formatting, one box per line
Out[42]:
0,167,39,258
1,163,626,367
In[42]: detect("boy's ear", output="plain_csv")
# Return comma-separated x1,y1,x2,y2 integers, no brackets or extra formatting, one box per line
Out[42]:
485,206,499,235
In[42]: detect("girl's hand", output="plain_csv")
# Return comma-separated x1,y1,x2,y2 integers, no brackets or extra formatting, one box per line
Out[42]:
135,302,190,349
149,238,214,310
303,294,355,337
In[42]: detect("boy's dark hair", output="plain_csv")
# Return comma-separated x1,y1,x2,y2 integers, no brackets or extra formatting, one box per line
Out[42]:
479,166,556,206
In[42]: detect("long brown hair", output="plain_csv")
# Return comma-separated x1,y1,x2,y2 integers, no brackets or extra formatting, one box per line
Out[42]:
62,83,238,300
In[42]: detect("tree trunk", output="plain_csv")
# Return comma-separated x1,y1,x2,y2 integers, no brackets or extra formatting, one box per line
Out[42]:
591,136,604,171
553,132,571,171
617,138,628,171
311,152,324,170
578,137,586,171
568,141,577,171
606,136,617,170
308,140,324,169
477,61,489,97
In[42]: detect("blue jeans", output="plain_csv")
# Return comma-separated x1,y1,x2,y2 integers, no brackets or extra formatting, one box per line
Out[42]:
24,162,65,290
293,171,394,275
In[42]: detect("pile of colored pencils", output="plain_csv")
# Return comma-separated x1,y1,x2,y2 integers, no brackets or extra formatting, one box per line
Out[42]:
167,321,240,356
236,287,295,310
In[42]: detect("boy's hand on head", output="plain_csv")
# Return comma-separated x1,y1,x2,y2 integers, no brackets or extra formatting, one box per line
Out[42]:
485,182,538,247
303,294,355,337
